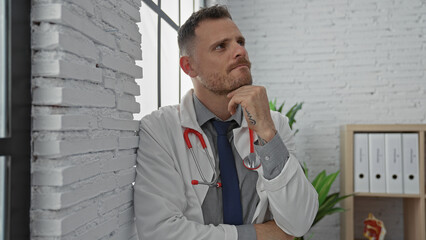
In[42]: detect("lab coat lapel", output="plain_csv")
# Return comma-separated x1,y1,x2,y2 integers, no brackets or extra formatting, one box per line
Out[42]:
233,119,269,223
180,89,215,206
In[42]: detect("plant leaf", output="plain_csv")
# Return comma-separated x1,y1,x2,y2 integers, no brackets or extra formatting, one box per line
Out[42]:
278,102,285,113
269,100,276,111
318,192,352,215
286,102,303,128
314,207,345,225
318,192,339,211
311,170,326,191
303,162,308,179
316,171,339,206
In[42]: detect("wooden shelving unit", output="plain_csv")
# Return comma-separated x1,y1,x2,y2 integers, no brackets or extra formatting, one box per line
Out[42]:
340,124,426,240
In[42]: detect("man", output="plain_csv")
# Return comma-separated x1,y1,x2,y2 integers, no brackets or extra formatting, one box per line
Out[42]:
134,5,318,240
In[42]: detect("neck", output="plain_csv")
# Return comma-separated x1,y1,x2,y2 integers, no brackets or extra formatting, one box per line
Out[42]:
194,87,232,121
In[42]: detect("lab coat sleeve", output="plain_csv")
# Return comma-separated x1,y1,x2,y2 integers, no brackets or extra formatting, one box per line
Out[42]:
258,113,319,237
134,124,238,240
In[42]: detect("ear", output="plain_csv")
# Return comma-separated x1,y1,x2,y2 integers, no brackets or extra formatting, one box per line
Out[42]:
180,56,197,78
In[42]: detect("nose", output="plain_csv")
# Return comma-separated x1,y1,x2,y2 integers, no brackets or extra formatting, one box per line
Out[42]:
233,42,248,59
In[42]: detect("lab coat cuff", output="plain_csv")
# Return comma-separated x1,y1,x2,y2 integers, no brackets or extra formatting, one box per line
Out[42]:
254,133,289,180
236,224,257,240
218,224,239,240
261,155,300,192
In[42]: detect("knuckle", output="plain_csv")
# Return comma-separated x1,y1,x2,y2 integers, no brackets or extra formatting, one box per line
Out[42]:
255,86,265,95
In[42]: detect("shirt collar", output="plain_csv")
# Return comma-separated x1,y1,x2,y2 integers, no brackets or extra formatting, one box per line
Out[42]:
192,93,242,127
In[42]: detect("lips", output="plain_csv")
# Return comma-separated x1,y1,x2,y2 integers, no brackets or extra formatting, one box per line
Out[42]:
228,60,251,73
234,64,249,70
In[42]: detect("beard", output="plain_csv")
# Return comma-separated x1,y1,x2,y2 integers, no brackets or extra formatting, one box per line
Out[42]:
199,70,253,95
197,59,253,95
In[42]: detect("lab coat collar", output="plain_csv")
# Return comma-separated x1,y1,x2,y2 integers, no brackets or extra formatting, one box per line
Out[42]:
180,89,201,131
179,89,215,205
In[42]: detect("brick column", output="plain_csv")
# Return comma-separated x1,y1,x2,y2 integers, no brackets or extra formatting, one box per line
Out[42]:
31,0,142,239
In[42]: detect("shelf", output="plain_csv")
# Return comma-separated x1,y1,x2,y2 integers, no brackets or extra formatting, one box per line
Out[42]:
353,192,421,198
345,124,426,132
340,124,426,240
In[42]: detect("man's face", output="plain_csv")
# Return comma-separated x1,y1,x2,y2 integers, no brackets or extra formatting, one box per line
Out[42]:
190,18,252,95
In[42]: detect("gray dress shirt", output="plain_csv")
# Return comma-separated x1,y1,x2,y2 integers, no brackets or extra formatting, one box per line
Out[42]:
192,94,290,240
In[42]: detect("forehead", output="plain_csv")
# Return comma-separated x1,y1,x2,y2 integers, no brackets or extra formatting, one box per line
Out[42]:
194,18,243,45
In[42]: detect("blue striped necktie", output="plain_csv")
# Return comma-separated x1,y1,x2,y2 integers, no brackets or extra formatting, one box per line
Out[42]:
212,120,243,225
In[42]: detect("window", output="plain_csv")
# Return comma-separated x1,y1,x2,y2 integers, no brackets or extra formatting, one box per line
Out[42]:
0,0,7,139
134,0,203,119
0,0,8,238
0,0,31,239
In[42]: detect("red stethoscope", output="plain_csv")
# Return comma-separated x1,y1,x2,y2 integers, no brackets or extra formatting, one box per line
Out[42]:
183,128,261,188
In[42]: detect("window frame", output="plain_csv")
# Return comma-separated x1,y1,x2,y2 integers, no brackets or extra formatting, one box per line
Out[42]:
0,0,31,239
142,0,180,108
136,0,202,119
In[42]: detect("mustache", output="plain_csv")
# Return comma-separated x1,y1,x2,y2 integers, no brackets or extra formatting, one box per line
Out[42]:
227,59,251,73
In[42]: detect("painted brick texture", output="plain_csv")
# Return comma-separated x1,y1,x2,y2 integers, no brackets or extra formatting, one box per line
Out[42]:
227,0,426,239
31,0,141,239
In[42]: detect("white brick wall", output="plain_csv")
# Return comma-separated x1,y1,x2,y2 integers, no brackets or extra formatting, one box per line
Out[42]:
31,0,141,239
227,0,426,239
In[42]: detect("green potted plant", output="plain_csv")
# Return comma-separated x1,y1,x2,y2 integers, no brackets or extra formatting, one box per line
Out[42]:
269,99,303,134
296,164,352,240
269,99,353,240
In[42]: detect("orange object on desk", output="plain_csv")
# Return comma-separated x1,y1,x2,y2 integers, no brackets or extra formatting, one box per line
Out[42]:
363,213,386,240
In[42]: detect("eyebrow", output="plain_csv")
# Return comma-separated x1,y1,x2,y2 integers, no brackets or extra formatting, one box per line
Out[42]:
209,36,246,51
209,38,230,51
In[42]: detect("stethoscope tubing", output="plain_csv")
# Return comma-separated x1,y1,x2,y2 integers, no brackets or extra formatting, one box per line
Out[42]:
184,128,220,187
184,127,259,188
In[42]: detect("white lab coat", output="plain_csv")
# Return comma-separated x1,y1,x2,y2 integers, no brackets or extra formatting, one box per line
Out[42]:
134,89,318,240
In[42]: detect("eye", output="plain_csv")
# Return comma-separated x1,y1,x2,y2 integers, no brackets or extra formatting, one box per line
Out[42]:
237,39,245,46
215,43,225,50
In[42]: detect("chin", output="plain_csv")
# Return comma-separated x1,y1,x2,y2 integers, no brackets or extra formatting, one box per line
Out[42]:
228,79,252,93
237,75,253,87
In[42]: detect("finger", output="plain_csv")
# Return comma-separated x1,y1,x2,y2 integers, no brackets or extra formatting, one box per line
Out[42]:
227,85,253,98
228,92,251,115
227,89,236,98
228,91,255,105
227,96,241,115
229,93,260,117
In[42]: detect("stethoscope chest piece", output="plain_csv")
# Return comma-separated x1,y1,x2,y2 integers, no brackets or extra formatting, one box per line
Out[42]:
243,152,261,170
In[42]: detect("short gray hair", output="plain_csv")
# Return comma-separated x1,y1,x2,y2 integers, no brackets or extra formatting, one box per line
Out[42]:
177,5,232,56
